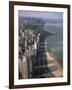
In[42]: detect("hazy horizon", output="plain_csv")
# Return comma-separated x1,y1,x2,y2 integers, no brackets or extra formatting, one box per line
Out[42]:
19,10,63,20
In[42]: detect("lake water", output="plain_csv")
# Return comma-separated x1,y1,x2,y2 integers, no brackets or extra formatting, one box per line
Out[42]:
45,20,63,67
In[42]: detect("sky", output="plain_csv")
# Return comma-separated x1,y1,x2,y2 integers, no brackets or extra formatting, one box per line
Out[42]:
19,10,63,20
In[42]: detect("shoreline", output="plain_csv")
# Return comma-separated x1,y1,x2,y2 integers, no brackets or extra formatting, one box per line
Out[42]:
44,40,63,77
